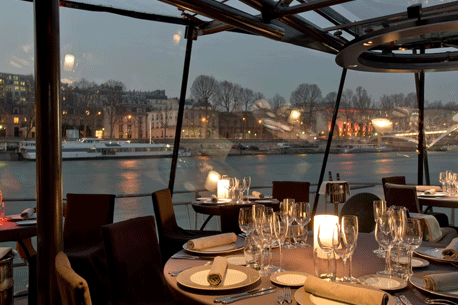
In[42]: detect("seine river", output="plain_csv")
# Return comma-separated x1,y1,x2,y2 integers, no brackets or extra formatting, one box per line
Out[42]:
0,150,455,224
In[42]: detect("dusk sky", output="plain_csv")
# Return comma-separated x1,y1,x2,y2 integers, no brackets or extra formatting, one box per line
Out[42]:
3,0,458,106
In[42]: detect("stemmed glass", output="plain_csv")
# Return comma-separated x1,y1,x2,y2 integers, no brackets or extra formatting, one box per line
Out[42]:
439,172,447,193
251,206,270,276
317,222,338,281
272,212,289,272
375,215,394,275
388,205,407,277
229,178,240,203
243,177,251,199
238,207,254,236
239,178,248,203
333,217,358,282
341,215,358,282
280,198,296,249
373,200,387,256
262,207,277,273
292,202,311,247
402,218,422,277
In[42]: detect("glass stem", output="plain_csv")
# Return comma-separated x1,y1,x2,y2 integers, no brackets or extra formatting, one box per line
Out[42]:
385,246,392,274
279,240,283,270
408,249,413,276
348,254,353,279
342,257,348,281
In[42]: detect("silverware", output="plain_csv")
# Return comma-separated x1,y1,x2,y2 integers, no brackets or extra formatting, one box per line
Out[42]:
171,254,211,260
413,287,458,305
394,296,403,305
220,288,276,304
169,262,211,276
284,287,292,305
214,286,276,303
276,288,284,305
399,295,413,305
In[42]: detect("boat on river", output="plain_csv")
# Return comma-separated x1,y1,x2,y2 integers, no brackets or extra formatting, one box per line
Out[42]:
18,138,191,160
339,143,393,154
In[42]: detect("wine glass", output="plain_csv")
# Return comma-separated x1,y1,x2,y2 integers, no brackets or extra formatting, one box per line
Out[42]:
292,202,311,247
238,207,254,236
317,222,339,281
251,207,269,276
375,215,394,275
388,205,407,277
239,178,247,203
261,207,277,273
341,215,358,282
332,222,356,282
439,172,447,193
280,198,296,249
243,177,251,199
402,218,422,277
272,212,289,272
373,200,387,256
229,177,240,203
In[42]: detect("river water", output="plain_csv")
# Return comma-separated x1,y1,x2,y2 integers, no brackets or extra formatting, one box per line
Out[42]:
0,150,455,222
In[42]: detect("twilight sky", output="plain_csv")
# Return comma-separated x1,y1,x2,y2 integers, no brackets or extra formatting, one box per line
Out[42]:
3,0,458,106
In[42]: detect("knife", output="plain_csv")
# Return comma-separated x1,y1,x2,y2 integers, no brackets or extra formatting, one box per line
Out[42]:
399,295,412,305
221,288,276,304
214,286,276,303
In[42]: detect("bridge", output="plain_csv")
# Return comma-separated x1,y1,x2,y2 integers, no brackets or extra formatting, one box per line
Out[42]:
381,124,458,149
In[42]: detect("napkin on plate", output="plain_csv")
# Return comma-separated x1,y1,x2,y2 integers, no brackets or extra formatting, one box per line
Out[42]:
207,256,228,286
252,191,264,199
20,208,35,220
187,233,237,250
303,276,389,305
423,272,458,291
211,195,218,203
442,237,458,259
416,185,442,192
411,213,442,242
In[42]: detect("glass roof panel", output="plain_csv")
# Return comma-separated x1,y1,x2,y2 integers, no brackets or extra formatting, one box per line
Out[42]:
339,0,458,20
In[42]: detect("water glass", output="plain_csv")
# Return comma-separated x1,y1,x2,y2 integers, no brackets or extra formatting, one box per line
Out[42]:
402,218,422,277
373,200,387,256
238,207,254,235
272,212,289,272
244,235,260,270
375,215,394,275
280,198,296,249
315,223,338,281
292,202,311,247
341,215,358,282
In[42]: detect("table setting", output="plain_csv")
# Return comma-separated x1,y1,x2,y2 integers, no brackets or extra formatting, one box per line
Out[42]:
165,199,458,305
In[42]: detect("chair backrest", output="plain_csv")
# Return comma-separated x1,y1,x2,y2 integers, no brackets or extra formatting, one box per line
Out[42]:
219,203,254,234
55,251,93,305
384,183,420,213
381,176,406,199
339,193,381,233
272,181,310,203
102,216,173,305
64,193,116,251
152,188,179,236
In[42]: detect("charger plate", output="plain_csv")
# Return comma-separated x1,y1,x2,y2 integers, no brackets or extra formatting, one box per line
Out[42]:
294,288,395,305
410,270,458,299
176,264,260,291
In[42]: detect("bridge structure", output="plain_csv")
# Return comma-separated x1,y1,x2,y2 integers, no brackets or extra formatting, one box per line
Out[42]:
381,124,458,149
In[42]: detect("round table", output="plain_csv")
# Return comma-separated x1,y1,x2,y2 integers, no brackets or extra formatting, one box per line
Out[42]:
164,233,455,305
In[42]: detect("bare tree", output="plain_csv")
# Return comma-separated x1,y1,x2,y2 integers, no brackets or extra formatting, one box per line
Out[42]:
268,93,286,113
354,86,373,136
379,94,394,112
290,83,322,131
239,87,255,111
190,75,219,109
214,81,241,112
102,80,125,138
404,92,417,108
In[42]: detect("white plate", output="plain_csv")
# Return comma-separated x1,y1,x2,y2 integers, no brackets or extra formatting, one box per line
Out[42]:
415,246,456,263
6,213,37,221
176,264,260,291
294,288,396,305
418,192,447,197
255,199,277,204
183,238,244,255
226,255,246,266
359,274,407,291
390,256,430,268
196,197,212,201
15,220,36,226
199,199,232,204
410,271,458,299
270,271,309,287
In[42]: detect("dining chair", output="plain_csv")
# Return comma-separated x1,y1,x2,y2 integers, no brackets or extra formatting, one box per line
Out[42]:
63,193,116,305
272,181,310,203
152,188,220,263
339,192,381,233
101,216,177,305
55,251,93,305
381,176,406,200
384,183,449,227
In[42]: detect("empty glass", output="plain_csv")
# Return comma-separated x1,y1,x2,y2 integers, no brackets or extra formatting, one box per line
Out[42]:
280,198,296,249
373,200,387,256
272,212,289,272
375,215,394,275
292,202,311,247
333,216,358,282
316,222,338,281
341,215,358,282
402,218,422,277
238,207,254,235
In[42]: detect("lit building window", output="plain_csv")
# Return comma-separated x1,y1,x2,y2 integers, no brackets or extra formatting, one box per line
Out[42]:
14,117,19,124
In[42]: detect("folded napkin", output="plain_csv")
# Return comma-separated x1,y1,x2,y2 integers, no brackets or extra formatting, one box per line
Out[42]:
411,213,442,242
416,185,442,192
442,237,458,259
187,233,237,250
207,256,228,286
252,191,264,199
211,195,218,203
423,272,458,291
303,276,389,305
20,208,35,220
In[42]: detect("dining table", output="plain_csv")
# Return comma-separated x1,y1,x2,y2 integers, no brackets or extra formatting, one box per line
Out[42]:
417,191,458,226
164,232,458,305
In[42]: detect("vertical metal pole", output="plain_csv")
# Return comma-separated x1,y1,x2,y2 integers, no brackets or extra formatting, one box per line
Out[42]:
415,70,425,185
311,68,347,219
34,0,63,304
169,26,194,194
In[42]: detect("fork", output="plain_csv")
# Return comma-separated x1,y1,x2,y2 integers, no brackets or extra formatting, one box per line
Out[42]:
413,288,458,305
276,288,284,305
169,262,211,276
283,287,292,305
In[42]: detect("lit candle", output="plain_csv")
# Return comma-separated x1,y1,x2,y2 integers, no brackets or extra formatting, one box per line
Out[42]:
313,214,339,259
204,171,221,192
217,179,230,199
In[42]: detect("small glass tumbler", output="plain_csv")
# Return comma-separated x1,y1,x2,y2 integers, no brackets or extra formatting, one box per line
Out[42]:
244,235,261,270
313,248,336,281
